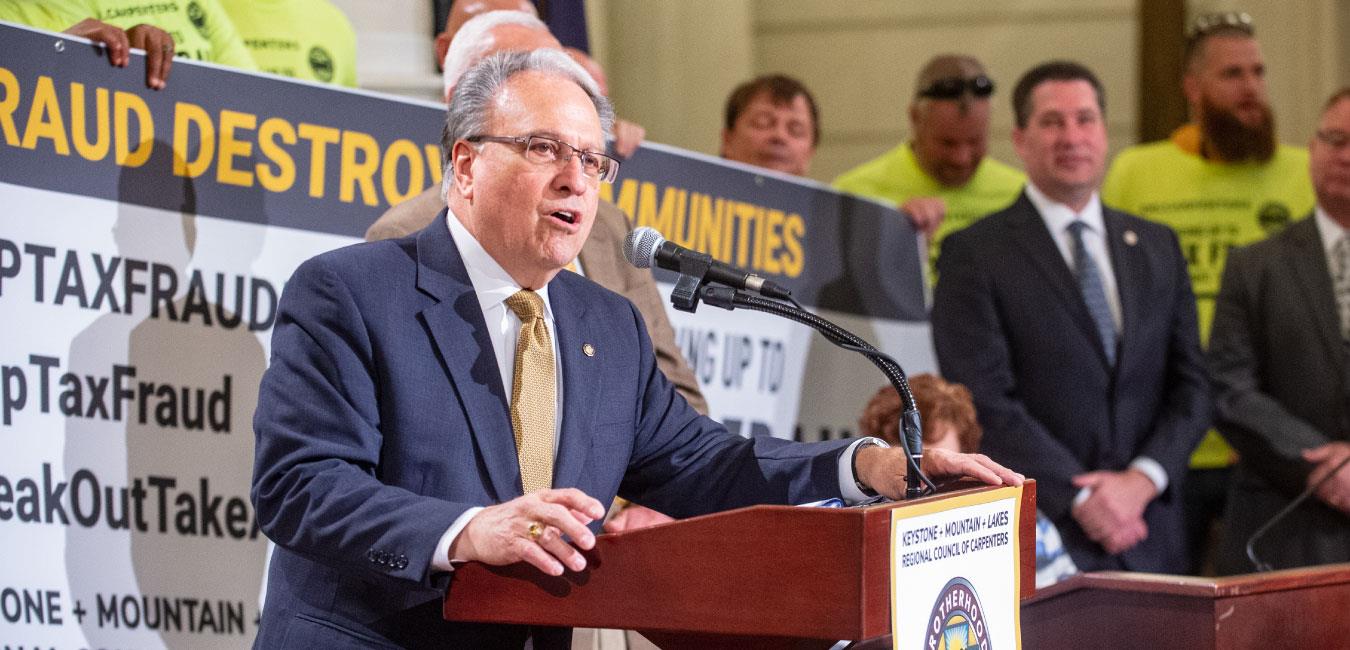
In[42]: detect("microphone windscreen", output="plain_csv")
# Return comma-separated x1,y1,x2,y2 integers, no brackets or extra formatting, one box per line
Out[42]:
624,227,664,269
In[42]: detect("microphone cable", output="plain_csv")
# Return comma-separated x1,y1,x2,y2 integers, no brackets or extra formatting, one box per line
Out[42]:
1245,452,1350,572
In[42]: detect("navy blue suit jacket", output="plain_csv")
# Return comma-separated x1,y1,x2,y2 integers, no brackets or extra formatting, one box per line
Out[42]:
931,192,1210,573
250,212,851,648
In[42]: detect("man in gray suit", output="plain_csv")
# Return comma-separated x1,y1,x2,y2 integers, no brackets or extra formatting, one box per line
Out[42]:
1209,88,1350,573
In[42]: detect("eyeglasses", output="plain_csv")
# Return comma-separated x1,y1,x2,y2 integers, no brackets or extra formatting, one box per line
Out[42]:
466,134,620,183
1315,129,1350,149
1187,12,1254,40
917,75,995,100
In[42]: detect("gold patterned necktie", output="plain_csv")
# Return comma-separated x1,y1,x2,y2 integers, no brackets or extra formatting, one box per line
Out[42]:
504,290,555,493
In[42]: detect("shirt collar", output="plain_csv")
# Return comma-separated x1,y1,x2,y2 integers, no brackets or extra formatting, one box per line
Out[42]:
1169,123,1203,157
1025,181,1104,235
1314,205,1349,256
446,208,554,320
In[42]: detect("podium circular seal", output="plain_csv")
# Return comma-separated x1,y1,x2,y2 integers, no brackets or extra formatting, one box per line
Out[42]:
924,577,991,650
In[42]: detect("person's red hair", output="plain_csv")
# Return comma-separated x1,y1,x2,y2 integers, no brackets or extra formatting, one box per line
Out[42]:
857,373,982,453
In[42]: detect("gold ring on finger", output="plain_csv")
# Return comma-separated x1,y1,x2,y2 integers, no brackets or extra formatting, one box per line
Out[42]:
527,521,543,541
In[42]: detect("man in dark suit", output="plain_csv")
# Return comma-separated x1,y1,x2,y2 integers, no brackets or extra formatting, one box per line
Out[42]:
1208,88,1350,574
363,10,706,415
251,50,1021,648
932,61,1210,573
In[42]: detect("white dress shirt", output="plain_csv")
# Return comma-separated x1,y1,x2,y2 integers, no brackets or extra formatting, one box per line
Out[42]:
447,208,566,425
1314,205,1349,271
1025,183,1122,332
433,209,565,571
1024,184,1168,499
431,209,878,571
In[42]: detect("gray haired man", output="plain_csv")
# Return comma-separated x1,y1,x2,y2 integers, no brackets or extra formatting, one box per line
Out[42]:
252,50,1023,650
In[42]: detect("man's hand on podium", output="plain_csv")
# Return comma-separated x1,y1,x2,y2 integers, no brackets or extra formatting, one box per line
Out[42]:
450,489,607,577
855,445,1025,499
604,504,675,533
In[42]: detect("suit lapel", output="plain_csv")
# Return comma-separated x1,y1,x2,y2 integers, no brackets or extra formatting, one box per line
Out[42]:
548,275,598,489
1104,210,1143,368
1287,218,1343,360
1006,193,1112,366
414,212,520,501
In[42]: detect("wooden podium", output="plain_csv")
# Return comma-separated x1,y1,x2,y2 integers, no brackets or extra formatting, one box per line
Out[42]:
1022,564,1350,647
443,482,1036,648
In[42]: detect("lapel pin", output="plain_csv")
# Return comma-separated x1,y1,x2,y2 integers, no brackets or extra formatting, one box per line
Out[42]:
1124,230,1138,246
582,343,595,357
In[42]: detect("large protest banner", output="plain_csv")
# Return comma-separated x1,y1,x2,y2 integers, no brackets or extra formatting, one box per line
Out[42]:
0,21,443,649
601,146,934,441
1,20,931,649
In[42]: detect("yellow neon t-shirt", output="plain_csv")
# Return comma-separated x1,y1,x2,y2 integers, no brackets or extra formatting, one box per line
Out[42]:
0,1,82,31
1104,130,1313,338
1103,126,1315,468
221,0,356,87
833,142,1025,276
47,0,258,70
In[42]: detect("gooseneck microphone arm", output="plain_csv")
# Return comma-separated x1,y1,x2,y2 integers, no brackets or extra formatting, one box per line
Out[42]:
624,226,933,499
1245,452,1350,571
699,286,934,499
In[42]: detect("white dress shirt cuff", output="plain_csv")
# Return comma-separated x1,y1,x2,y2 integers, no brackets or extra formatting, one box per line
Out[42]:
430,506,484,573
1072,486,1092,507
1072,458,1168,508
839,437,890,503
1129,456,1169,494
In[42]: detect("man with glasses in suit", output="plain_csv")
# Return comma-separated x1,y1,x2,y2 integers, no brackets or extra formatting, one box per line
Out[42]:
252,49,1023,648
1207,88,1350,574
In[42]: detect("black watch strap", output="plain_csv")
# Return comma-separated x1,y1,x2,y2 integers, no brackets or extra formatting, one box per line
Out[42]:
851,438,881,497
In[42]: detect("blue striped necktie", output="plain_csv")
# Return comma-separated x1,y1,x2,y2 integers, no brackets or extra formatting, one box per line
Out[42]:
1067,221,1117,366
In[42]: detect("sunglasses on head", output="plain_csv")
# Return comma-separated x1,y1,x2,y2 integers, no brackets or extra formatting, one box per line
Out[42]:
918,75,995,100
1187,11,1254,40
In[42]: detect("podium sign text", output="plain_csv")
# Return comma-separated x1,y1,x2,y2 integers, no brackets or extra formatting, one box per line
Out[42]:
891,486,1023,650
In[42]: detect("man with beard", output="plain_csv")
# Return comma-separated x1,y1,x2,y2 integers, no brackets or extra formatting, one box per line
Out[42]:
834,55,1024,264
1102,12,1314,574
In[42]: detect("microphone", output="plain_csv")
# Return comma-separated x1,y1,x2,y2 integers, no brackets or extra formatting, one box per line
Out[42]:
623,227,793,300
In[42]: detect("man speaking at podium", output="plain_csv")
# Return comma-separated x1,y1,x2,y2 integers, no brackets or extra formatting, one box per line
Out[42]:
250,51,1021,648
